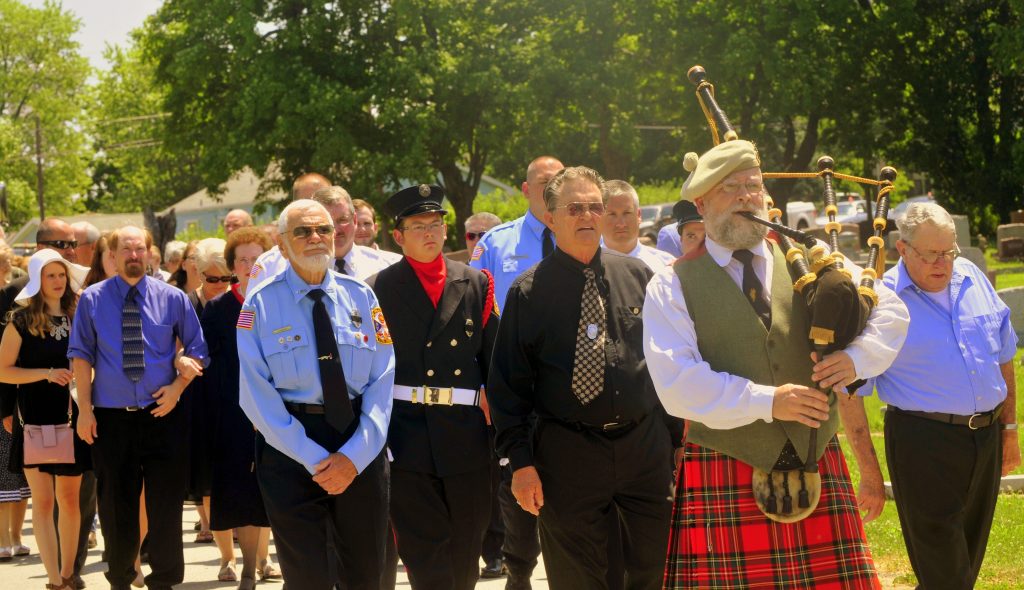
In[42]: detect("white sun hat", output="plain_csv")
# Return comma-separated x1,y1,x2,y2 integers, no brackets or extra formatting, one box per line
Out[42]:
14,249,90,305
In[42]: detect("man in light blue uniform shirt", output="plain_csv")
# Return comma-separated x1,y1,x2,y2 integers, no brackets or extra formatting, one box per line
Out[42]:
655,221,681,257
239,199,395,589
469,155,561,588
869,203,1019,590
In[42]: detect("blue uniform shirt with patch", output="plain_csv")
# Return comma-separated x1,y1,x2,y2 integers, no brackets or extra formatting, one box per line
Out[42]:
238,266,395,474
469,210,550,309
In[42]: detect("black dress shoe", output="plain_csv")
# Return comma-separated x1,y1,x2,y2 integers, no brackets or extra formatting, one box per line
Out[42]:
480,557,508,579
72,574,86,589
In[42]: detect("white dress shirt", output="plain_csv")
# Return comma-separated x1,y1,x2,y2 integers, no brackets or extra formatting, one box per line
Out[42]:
623,242,676,272
642,236,909,430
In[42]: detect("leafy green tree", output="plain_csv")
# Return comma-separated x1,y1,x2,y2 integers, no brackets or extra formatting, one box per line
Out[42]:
0,0,91,226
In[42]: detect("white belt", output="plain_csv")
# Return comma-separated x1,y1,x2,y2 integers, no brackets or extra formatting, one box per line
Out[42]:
393,385,479,407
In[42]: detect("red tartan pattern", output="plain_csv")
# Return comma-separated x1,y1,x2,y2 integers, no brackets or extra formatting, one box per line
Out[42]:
663,438,880,589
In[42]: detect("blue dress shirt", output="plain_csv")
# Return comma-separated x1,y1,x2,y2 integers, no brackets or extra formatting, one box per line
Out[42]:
68,275,209,409
656,223,682,258
238,266,395,475
869,258,1017,414
470,210,550,310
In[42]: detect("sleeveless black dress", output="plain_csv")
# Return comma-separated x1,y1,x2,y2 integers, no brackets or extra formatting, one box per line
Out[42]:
8,313,91,476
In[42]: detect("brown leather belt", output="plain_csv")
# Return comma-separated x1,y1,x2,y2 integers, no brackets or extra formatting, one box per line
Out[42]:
889,404,1003,430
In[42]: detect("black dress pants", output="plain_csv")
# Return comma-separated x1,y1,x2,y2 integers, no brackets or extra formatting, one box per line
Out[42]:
91,405,189,590
391,465,491,589
885,409,1002,590
499,462,541,580
481,428,505,564
256,411,389,590
534,413,673,590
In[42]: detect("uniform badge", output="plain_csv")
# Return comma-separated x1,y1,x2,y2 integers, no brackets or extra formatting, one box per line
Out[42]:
470,245,484,261
237,309,255,330
586,324,598,340
418,184,431,197
371,306,392,344
350,309,362,329
248,263,263,279
630,307,640,315
464,318,474,337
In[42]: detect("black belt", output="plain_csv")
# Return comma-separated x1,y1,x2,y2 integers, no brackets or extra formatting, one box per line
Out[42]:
94,403,157,413
551,417,640,436
285,402,325,415
889,404,1003,430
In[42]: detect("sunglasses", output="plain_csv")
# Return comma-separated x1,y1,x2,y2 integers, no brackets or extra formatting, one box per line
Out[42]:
554,202,605,217
291,225,335,239
38,239,78,250
203,274,234,284
465,232,484,241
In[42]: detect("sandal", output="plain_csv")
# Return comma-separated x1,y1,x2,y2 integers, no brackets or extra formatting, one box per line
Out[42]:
258,561,282,580
0,546,11,561
218,563,238,582
131,570,145,588
237,576,257,590
12,543,30,556
195,530,214,544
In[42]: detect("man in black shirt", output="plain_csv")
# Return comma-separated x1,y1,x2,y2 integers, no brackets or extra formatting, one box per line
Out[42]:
488,166,677,589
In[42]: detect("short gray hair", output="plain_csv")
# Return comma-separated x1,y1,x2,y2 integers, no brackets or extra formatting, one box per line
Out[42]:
278,199,333,235
163,240,186,262
465,212,501,230
70,221,101,245
543,166,606,211
311,185,354,212
603,180,639,209
897,202,955,243
194,238,227,274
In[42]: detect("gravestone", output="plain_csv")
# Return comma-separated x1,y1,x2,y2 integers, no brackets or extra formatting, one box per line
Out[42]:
999,237,1024,260
997,286,1024,341
996,223,1024,254
960,246,986,273
951,215,971,250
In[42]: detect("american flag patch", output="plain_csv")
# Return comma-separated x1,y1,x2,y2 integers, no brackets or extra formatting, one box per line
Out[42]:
236,309,256,330
248,263,263,279
470,245,484,261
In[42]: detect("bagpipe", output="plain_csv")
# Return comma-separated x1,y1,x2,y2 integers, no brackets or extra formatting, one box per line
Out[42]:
687,65,897,522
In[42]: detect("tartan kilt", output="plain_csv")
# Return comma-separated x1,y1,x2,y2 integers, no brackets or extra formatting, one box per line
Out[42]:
663,437,880,589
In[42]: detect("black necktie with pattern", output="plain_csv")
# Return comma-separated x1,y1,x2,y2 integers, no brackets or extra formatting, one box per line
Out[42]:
308,289,354,433
732,249,771,329
122,286,145,383
570,267,606,405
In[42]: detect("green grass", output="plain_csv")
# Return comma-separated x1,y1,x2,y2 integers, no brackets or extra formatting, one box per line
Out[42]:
985,249,1024,272
834,347,1024,587
994,272,1024,290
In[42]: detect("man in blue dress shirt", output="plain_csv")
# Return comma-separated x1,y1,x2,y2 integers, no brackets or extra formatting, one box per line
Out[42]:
870,202,1020,589
70,225,209,590
470,155,562,588
238,199,395,590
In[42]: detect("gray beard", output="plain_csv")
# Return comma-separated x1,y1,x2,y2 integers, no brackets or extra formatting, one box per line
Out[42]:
707,203,769,250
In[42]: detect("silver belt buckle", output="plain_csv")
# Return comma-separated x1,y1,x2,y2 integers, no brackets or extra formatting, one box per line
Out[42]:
602,422,620,431
968,413,983,430
125,406,139,412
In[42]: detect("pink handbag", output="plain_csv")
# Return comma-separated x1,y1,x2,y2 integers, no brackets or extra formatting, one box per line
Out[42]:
20,396,75,465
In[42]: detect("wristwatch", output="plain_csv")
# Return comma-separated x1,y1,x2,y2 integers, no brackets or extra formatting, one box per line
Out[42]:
1002,423,1018,431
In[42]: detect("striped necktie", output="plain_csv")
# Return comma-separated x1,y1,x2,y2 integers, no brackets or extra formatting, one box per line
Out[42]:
122,286,145,383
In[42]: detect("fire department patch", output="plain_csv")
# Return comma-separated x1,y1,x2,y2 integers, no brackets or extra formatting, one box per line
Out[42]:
371,307,392,344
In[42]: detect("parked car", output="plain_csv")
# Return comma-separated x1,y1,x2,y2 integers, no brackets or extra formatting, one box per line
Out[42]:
786,201,818,230
890,195,937,225
815,198,868,228
639,202,675,242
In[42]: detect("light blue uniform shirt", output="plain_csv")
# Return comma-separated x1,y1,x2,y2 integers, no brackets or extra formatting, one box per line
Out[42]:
470,210,550,309
238,266,395,474
656,222,682,258
868,258,1017,414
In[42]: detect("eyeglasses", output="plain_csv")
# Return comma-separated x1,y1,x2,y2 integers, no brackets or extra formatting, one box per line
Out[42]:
291,225,335,239
718,180,765,196
905,241,960,264
38,240,78,250
401,221,445,235
553,202,605,217
203,274,234,284
465,232,484,241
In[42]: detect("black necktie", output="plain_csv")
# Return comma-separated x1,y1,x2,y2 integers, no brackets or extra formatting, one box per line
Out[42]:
122,286,145,383
335,258,348,275
732,249,772,329
308,289,354,433
542,227,554,258
571,267,606,405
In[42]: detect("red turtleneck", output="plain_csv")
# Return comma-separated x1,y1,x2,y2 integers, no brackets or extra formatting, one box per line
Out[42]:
407,255,446,308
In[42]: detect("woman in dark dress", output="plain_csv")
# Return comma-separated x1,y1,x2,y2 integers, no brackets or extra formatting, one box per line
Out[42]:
0,250,89,589
202,227,277,590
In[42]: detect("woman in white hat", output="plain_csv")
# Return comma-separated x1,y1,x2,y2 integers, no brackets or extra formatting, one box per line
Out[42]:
0,249,89,590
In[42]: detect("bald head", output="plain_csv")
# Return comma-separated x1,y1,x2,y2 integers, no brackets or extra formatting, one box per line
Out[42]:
35,218,78,263
292,173,332,201
224,209,254,235
523,156,564,218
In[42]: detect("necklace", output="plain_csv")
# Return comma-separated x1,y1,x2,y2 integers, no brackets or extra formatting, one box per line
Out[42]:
49,316,69,341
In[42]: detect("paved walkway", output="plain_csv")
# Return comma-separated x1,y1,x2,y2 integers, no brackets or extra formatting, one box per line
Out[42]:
1,502,551,589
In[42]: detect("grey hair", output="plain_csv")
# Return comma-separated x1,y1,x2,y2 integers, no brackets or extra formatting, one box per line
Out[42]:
465,212,501,230
897,202,955,243
70,221,101,244
543,166,606,211
193,238,227,274
310,185,354,213
163,240,186,262
604,180,639,209
277,199,333,235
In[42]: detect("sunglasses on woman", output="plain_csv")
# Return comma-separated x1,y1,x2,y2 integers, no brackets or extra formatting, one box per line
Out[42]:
204,274,234,283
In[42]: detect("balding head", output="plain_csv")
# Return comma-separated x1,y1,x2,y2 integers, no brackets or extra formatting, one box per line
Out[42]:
71,221,101,264
35,218,78,263
223,209,254,235
292,172,332,201
523,156,564,219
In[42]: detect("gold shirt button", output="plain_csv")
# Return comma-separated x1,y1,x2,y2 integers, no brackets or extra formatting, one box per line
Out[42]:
427,369,435,377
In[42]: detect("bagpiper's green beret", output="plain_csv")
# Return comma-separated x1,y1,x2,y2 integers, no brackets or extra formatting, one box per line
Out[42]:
679,140,761,202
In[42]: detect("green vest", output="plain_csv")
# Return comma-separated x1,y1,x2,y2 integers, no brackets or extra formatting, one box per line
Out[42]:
674,245,838,472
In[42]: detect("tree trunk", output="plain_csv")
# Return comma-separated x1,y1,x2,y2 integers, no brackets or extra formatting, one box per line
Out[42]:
438,161,481,250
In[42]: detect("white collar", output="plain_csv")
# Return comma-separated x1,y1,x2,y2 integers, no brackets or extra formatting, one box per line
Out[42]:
705,237,771,268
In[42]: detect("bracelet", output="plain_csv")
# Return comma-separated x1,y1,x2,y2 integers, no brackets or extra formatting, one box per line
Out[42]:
46,368,52,382
1002,423,1018,431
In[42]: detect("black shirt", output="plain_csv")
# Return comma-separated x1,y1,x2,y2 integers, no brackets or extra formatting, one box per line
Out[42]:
488,247,662,471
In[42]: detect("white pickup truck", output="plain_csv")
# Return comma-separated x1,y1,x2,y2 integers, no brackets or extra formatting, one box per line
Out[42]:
786,201,818,230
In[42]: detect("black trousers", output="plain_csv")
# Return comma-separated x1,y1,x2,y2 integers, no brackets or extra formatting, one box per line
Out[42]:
481,430,505,564
91,405,189,590
256,412,389,590
498,462,541,579
885,409,1002,590
534,413,673,590
391,466,491,590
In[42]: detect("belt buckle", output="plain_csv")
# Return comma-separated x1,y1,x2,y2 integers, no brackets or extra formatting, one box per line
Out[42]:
968,413,983,430
602,422,620,431
424,387,453,406
125,406,139,412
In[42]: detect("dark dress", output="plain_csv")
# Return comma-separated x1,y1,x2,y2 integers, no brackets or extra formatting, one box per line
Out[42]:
8,313,91,476
185,290,212,501
202,286,268,529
